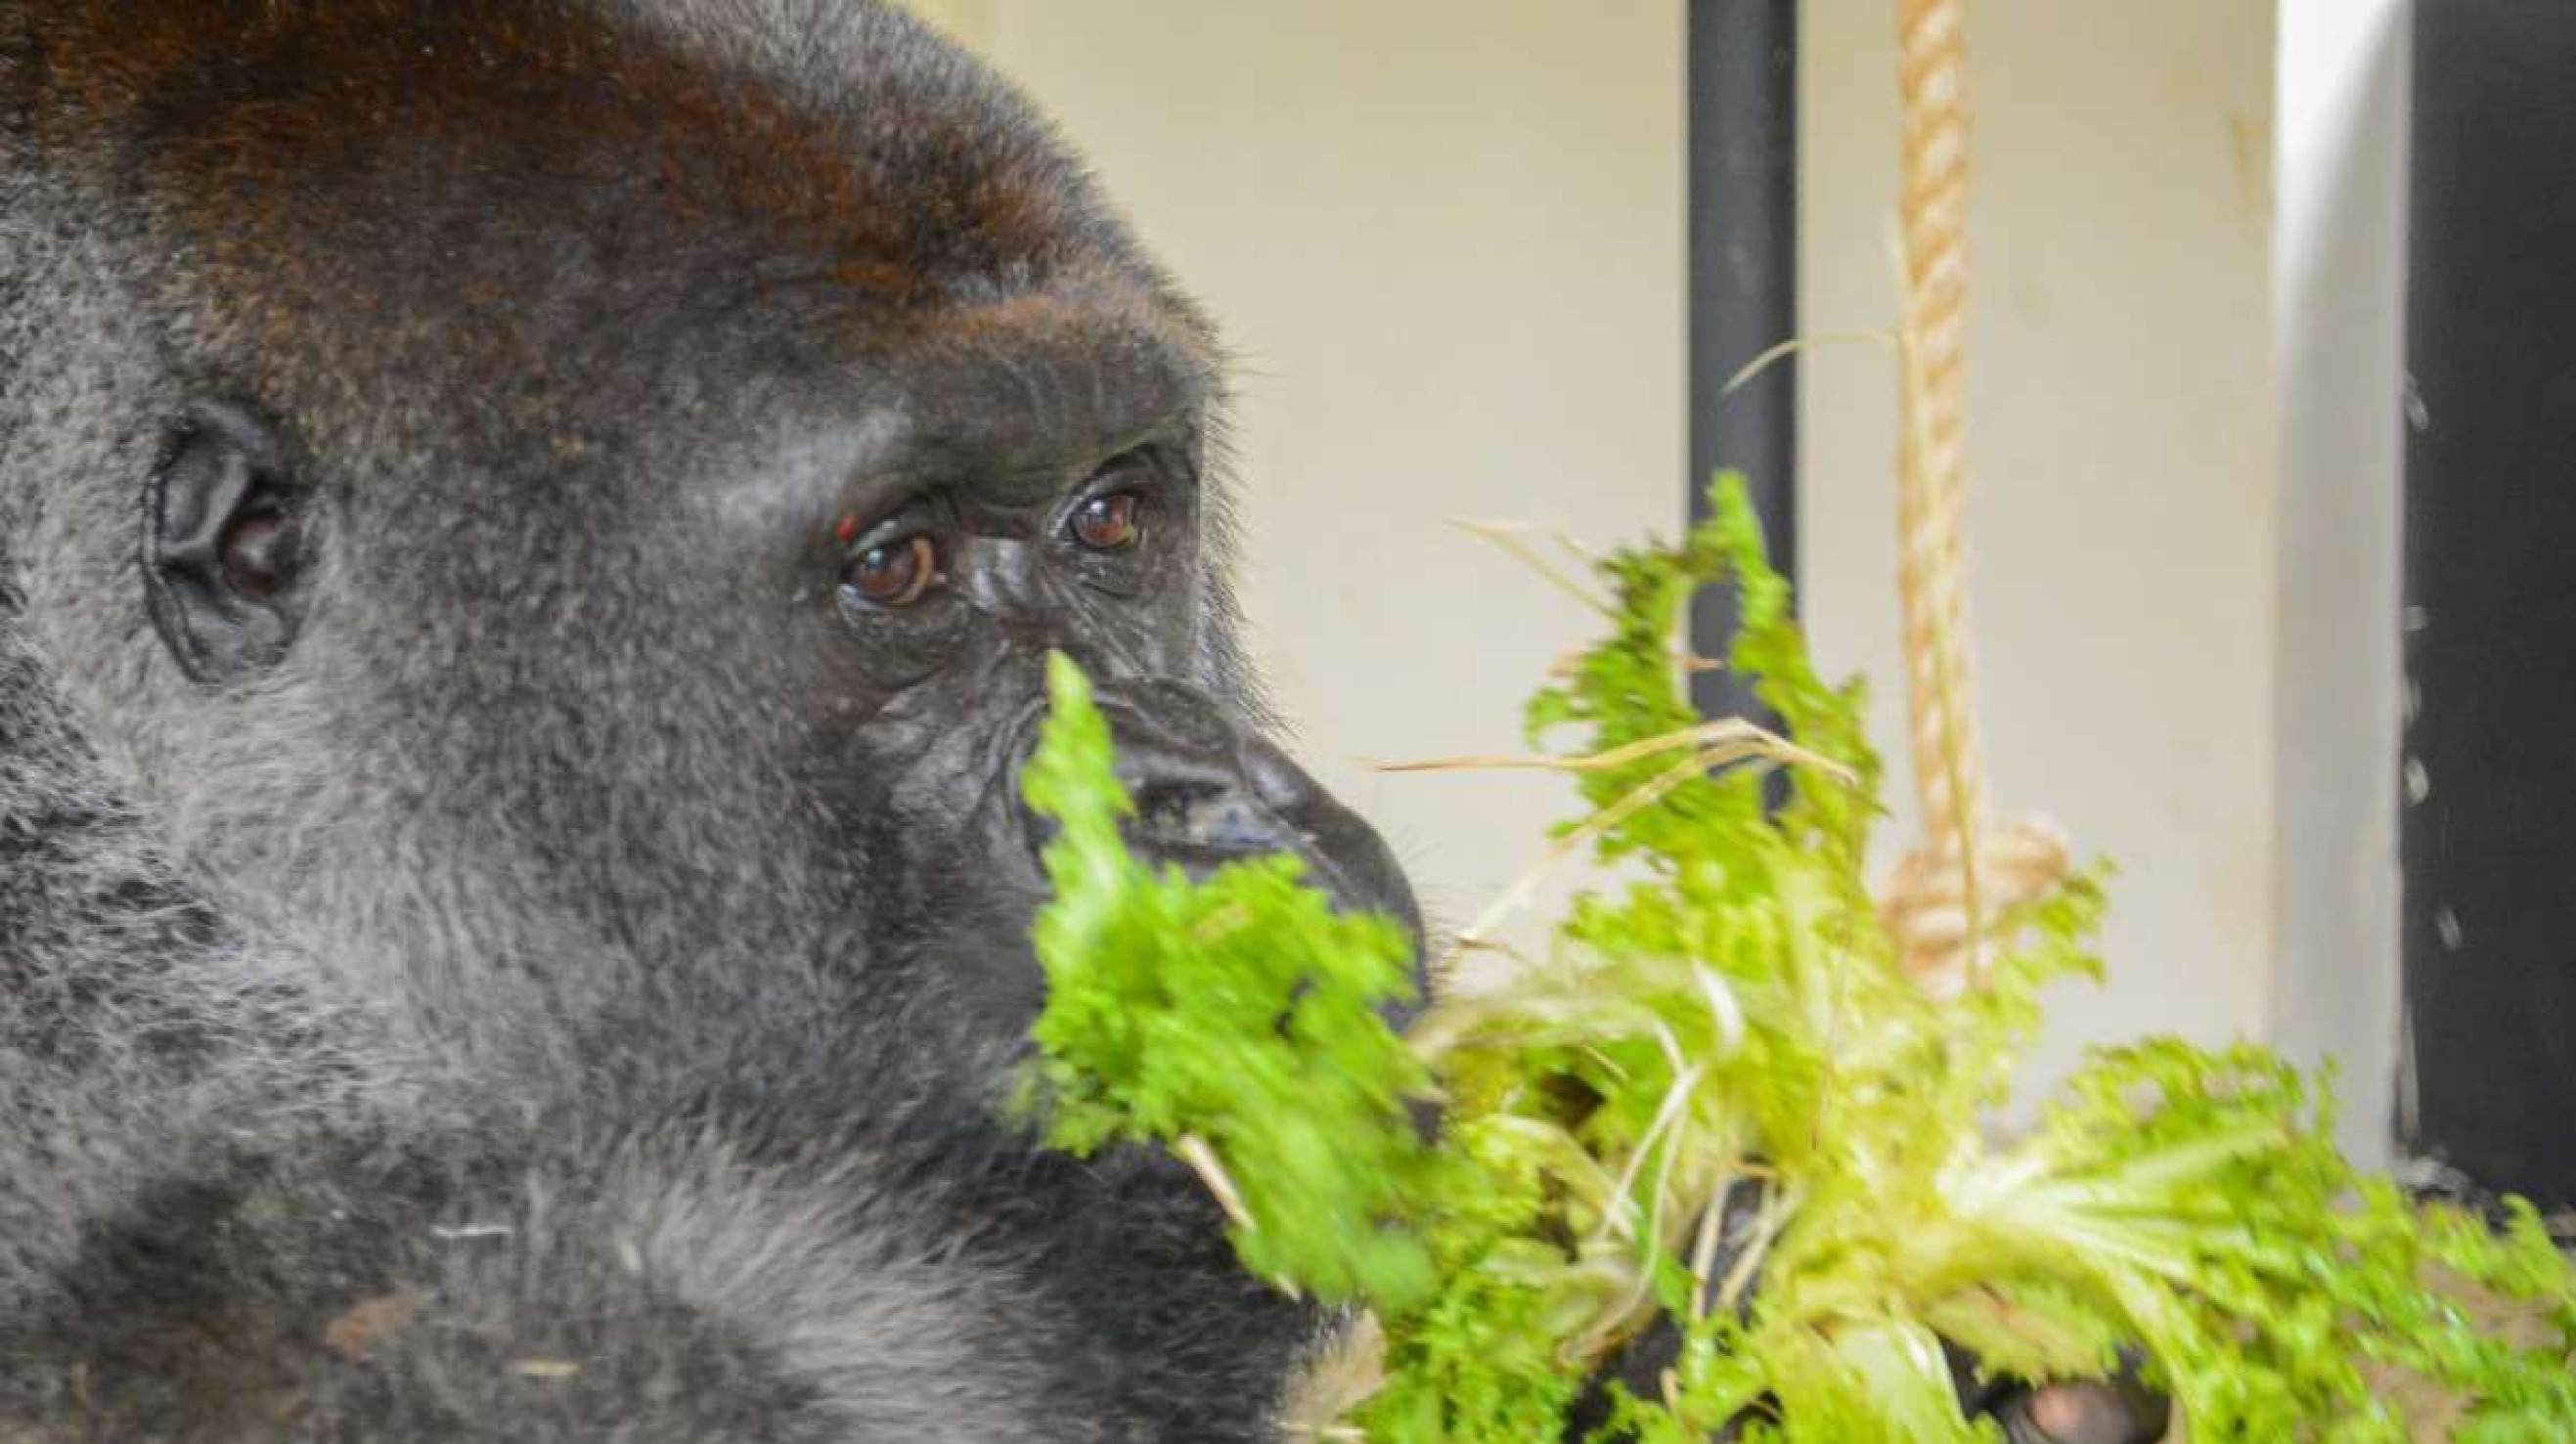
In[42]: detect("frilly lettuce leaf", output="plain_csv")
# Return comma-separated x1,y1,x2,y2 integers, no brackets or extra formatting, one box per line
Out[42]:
1017,476,2576,1443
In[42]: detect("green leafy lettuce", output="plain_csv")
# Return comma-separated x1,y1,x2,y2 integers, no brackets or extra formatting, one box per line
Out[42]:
1015,476,2576,1443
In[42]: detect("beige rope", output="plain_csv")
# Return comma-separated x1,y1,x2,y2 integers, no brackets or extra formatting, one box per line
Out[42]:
1896,0,1979,860
1885,0,2068,991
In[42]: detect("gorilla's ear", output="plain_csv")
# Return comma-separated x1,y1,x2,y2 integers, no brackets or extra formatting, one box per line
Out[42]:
144,401,311,684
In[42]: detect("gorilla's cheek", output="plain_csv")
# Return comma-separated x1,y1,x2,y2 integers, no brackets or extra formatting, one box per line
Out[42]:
871,749,1059,1029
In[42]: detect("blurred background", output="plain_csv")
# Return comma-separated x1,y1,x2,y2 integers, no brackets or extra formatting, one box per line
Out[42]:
902,2,2576,1204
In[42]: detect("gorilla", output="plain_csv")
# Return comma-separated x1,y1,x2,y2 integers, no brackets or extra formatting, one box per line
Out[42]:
0,3,2159,1441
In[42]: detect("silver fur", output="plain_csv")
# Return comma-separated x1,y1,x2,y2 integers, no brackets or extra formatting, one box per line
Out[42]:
0,3,1316,1438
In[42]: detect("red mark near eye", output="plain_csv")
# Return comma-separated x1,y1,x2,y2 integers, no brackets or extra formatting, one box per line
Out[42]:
834,513,860,547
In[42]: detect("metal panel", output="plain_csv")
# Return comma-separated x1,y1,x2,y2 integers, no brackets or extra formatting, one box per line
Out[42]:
2402,0,2576,1204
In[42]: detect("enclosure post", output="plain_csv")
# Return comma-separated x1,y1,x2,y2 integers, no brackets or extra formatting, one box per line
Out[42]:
1687,0,1799,722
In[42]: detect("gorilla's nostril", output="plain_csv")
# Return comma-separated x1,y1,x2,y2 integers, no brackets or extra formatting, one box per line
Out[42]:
1184,793,1280,853
1129,778,1279,853
1132,778,1205,834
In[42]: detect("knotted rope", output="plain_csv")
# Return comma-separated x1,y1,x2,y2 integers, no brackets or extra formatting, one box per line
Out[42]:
1884,0,2070,993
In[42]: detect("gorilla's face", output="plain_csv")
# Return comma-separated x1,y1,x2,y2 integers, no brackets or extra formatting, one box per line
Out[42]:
661,339,1425,1031
56,1,1420,1060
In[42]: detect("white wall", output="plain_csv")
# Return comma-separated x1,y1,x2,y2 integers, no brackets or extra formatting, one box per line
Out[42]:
911,4,2406,1146
936,2,1688,949
2272,0,2410,1166
1799,4,2281,1107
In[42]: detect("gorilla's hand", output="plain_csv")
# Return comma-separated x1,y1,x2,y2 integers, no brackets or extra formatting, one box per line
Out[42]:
1568,1314,2168,1443
1561,1186,2170,1444
1957,1352,2171,1444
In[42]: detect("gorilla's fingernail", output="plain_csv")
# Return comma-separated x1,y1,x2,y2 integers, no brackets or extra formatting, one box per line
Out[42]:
2027,1387,2089,1438
2017,1382,2143,1444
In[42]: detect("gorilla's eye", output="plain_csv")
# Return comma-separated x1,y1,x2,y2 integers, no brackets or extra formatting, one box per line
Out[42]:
1069,492,1144,552
843,534,940,607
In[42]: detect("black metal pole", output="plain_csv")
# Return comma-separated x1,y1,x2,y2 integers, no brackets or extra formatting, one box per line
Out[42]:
2399,0,2576,1207
1686,0,1799,722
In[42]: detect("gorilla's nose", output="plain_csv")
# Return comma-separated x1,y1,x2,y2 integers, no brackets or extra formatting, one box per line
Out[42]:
1017,679,1427,994
1095,684,1312,860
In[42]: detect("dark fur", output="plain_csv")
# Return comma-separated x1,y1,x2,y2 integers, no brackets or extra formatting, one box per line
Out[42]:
0,8,2171,1442
0,3,1315,1439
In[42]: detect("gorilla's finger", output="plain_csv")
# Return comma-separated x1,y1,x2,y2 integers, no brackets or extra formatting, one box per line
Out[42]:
1990,1375,2173,1444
